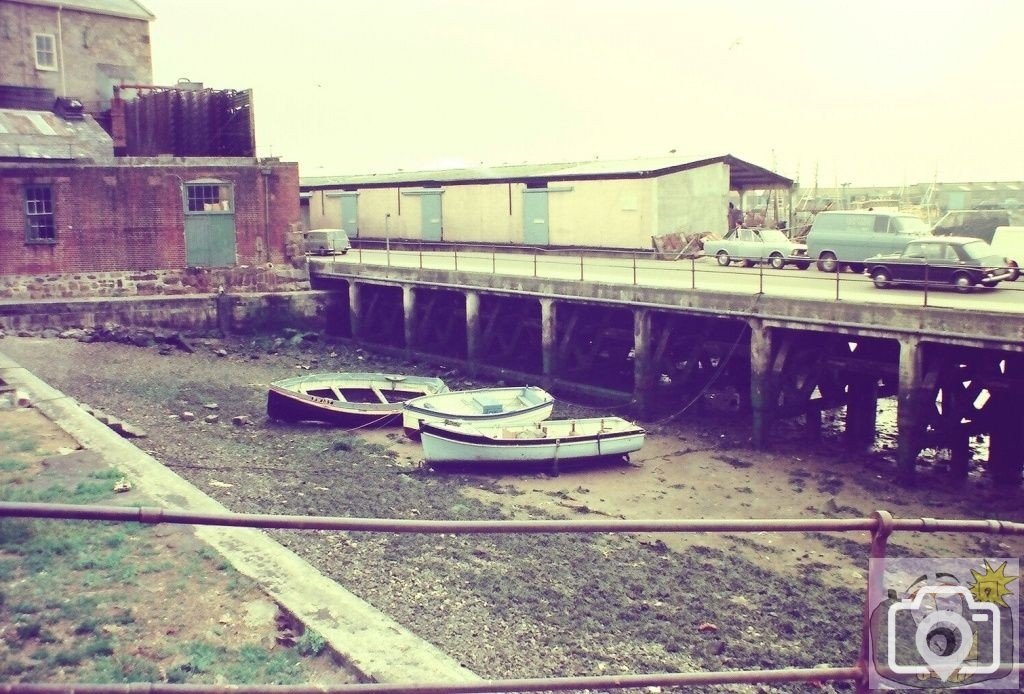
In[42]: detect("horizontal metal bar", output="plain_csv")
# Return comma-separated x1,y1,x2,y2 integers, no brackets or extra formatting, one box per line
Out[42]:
0,665,864,694
3,502,1024,536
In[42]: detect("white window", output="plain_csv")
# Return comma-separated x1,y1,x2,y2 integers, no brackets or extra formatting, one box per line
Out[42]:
34,33,56,70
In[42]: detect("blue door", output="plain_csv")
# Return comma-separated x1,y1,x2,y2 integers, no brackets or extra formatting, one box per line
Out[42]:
185,213,236,267
523,190,549,245
421,192,442,241
340,195,359,237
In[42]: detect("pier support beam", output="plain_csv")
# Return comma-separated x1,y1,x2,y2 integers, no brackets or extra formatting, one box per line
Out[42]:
896,337,926,483
633,309,655,418
540,299,557,387
988,359,1024,484
749,321,772,449
465,291,480,376
348,282,362,341
845,376,878,449
402,286,416,359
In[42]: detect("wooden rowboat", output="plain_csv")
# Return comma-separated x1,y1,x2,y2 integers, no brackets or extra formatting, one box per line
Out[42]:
267,372,448,426
420,416,645,472
402,386,554,440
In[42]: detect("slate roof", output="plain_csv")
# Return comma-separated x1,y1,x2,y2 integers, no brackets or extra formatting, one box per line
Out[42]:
0,108,114,162
9,0,154,21
300,154,793,191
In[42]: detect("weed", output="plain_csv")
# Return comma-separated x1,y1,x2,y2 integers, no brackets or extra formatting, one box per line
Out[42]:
87,655,161,684
73,617,100,635
14,621,42,640
0,458,27,472
296,628,327,656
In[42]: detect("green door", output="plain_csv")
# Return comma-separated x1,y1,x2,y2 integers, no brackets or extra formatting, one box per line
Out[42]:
340,194,359,237
421,191,442,241
523,189,549,245
185,213,237,267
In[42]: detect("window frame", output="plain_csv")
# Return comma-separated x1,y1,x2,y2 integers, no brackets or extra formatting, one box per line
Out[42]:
33,33,57,71
184,181,235,214
24,184,57,244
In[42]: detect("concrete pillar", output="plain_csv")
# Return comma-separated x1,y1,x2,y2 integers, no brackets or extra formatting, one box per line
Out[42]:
465,291,480,375
988,359,1024,484
348,282,362,340
540,298,557,385
402,285,416,358
632,309,655,418
845,377,878,449
215,291,232,337
896,337,926,483
749,321,772,449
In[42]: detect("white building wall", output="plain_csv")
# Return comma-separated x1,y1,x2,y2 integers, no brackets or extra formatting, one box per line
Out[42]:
548,178,653,247
656,163,730,236
442,183,524,243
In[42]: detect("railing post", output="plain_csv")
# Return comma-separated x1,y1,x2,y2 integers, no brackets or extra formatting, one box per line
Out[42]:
691,257,696,289
856,509,894,692
758,259,764,295
633,253,637,286
534,253,538,278
492,249,496,274
580,255,584,281
923,263,929,307
454,247,458,272
836,267,841,301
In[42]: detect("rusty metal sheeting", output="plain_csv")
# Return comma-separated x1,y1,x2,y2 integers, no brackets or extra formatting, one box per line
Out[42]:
0,665,865,693
120,88,254,157
2,502,1024,536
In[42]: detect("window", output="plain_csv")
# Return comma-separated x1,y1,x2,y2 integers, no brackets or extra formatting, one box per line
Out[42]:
185,182,233,213
34,33,56,70
25,185,56,243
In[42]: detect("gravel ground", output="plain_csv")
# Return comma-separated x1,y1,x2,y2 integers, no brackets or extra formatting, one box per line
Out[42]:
3,331,1022,693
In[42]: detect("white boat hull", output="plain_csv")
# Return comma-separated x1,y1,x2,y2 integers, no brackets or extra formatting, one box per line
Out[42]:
403,386,554,439
420,417,645,470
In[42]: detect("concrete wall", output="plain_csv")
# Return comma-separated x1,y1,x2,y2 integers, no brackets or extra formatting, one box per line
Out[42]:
548,178,653,248
656,162,730,237
0,3,152,112
438,183,523,243
0,159,302,276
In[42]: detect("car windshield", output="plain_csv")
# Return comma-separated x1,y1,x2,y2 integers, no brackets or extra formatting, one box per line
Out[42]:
892,216,930,235
960,240,994,260
758,229,790,243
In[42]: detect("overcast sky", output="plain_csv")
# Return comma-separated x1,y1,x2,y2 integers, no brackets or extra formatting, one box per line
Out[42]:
143,0,1023,187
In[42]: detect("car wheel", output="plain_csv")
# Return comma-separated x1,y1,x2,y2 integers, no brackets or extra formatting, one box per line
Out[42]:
871,268,891,289
768,253,785,270
951,272,974,293
340,249,349,255
817,252,838,273
848,263,866,274
1009,262,1020,281
795,261,810,271
716,251,731,267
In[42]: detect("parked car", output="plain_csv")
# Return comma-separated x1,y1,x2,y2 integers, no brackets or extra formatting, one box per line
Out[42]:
863,236,1015,292
303,229,351,256
806,210,930,273
706,227,810,270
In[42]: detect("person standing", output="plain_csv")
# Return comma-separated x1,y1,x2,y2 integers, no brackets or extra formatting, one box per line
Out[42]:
728,202,743,231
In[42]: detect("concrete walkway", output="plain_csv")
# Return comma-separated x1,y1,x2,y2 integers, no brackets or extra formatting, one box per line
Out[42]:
0,351,480,685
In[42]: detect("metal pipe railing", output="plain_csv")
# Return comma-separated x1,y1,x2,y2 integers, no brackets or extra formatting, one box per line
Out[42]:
2,503,1021,694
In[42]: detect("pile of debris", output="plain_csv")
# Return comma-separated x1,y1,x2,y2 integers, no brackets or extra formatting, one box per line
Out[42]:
651,231,718,260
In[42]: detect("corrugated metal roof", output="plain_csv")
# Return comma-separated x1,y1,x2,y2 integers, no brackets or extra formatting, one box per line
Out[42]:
0,108,114,161
9,0,154,20
301,153,792,190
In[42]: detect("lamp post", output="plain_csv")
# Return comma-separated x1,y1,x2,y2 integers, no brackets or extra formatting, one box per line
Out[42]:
385,213,391,266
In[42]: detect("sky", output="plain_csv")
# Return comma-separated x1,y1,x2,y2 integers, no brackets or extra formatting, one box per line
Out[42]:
142,0,1024,187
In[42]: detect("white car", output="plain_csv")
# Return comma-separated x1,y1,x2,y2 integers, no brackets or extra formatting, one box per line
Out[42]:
706,228,810,270
988,226,1024,281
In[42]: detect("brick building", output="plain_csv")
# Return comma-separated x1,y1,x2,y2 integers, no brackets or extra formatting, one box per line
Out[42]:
0,0,306,299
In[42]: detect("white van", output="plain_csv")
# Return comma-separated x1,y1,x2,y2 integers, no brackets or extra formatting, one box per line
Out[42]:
989,226,1024,281
303,229,351,256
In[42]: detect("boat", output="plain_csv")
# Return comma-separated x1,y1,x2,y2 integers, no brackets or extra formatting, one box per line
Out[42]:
402,385,554,439
267,372,449,426
419,416,646,472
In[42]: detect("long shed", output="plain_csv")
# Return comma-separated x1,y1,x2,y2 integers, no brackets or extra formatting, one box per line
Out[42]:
300,154,793,249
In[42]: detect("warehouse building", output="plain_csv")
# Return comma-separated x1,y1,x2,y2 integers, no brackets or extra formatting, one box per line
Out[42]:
300,154,793,249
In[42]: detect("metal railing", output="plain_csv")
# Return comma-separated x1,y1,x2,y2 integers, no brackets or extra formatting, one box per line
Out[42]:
1,501,1022,694
329,244,1024,311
